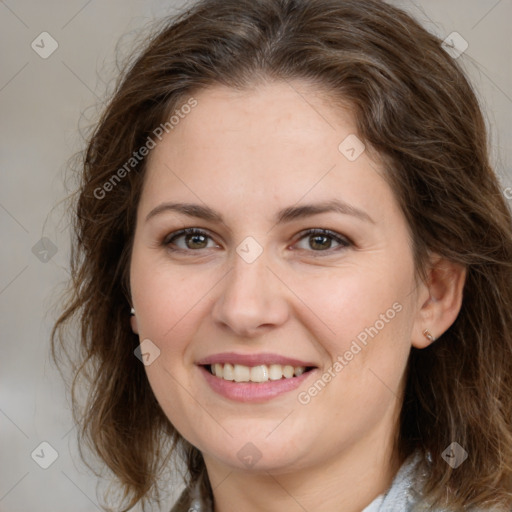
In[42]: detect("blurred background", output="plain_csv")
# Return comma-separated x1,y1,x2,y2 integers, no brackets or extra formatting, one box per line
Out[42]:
1,0,511,510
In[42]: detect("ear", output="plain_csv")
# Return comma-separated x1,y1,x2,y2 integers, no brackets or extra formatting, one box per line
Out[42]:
130,314,139,334
411,255,466,349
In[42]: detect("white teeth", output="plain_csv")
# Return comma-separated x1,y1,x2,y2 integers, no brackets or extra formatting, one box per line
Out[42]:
250,365,269,383
223,363,234,381
283,365,294,378
234,364,250,382
214,363,224,378
268,364,283,381
209,363,308,383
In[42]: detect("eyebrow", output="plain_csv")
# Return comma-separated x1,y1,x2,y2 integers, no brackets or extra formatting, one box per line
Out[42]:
145,199,374,225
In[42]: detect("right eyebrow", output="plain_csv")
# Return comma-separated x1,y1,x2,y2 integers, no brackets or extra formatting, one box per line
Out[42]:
145,202,222,223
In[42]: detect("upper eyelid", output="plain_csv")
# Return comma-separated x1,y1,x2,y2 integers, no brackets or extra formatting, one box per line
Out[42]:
164,228,216,243
165,228,351,250
164,228,221,249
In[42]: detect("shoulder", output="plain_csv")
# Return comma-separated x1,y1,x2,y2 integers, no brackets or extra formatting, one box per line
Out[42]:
367,451,509,512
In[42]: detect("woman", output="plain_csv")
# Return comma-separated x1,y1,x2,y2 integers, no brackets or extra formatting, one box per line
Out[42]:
52,0,512,511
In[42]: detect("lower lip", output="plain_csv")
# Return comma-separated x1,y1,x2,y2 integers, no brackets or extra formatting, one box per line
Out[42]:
199,365,315,403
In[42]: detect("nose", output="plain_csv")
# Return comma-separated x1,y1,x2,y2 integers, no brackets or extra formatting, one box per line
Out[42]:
211,247,290,338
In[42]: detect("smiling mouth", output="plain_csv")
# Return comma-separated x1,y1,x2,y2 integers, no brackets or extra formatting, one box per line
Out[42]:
204,363,316,383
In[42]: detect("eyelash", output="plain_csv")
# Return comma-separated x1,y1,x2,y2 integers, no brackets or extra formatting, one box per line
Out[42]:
163,227,352,255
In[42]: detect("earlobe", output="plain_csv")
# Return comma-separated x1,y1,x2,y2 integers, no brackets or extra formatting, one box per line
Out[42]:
130,307,139,334
412,256,466,349
422,329,436,343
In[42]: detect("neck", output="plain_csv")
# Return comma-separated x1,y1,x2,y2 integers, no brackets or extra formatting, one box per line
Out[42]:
204,427,403,512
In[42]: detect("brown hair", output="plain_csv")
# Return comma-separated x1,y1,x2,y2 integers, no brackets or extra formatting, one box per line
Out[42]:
52,0,512,510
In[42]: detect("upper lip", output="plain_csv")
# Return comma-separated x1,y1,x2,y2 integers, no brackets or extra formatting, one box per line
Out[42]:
196,352,317,368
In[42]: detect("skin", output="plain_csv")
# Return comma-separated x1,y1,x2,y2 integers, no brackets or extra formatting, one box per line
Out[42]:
129,80,466,512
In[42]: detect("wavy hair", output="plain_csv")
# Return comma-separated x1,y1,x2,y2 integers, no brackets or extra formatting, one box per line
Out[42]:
52,0,512,510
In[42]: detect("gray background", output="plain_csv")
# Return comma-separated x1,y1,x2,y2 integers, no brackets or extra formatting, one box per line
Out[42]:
1,1,511,511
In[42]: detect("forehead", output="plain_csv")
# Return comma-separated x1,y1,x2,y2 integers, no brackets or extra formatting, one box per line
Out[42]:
139,81,397,223
161,80,356,160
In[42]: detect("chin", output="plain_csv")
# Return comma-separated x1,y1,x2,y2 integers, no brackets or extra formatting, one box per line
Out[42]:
199,432,315,474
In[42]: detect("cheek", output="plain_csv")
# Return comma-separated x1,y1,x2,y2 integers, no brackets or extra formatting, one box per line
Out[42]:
297,263,415,417
131,254,205,342
290,262,412,353
131,262,211,440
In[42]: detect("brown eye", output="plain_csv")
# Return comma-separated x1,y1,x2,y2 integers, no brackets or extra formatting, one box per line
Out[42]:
165,228,217,251
294,229,351,253
183,232,208,249
309,234,333,250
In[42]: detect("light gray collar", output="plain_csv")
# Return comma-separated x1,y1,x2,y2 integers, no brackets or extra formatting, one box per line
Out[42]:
362,451,426,512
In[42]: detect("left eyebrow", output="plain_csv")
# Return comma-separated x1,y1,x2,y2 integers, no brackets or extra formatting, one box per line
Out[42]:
145,199,374,225
275,199,374,225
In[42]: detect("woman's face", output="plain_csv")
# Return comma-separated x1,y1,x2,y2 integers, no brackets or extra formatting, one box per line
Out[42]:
129,81,427,475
